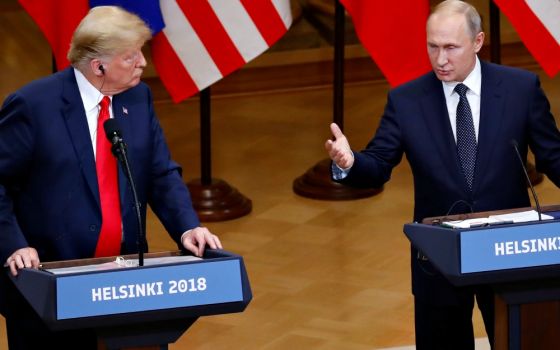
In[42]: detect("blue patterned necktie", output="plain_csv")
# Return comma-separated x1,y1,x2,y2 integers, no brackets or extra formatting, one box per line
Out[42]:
455,83,477,191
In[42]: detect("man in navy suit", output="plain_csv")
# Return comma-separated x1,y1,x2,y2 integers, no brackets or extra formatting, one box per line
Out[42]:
326,0,560,349
0,6,221,349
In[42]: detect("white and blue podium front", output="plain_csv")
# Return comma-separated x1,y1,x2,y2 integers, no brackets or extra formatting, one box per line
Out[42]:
404,216,560,286
8,249,252,350
404,210,560,350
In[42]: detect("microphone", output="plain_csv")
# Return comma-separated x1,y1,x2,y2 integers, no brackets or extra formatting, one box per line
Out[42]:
103,119,146,266
103,119,125,162
510,139,542,221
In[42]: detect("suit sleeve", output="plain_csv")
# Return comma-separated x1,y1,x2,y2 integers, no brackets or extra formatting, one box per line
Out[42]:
0,94,34,262
145,89,200,245
527,76,560,187
338,92,404,188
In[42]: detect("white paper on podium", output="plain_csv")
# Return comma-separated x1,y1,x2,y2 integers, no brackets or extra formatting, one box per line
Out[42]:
489,210,554,223
42,255,202,275
442,210,553,229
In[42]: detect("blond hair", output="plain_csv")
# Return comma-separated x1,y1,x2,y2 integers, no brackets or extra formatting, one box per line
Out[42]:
67,6,151,69
431,0,482,39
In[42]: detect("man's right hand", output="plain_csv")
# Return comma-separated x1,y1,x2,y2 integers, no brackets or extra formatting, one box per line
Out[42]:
5,247,40,276
325,123,354,169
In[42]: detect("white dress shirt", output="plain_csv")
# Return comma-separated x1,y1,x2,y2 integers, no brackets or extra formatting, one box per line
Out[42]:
74,68,113,158
442,56,482,142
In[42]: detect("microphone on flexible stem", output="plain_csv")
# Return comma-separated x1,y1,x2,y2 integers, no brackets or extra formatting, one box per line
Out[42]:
104,119,146,266
510,139,542,221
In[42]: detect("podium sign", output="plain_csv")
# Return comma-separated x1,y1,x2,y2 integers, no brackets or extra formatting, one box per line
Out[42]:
9,250,252,332
56,259,243,320
460,221,560,273
404,219,560,286
404,210,560,350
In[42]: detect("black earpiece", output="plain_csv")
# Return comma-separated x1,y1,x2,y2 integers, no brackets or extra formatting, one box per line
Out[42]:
99,65,105,74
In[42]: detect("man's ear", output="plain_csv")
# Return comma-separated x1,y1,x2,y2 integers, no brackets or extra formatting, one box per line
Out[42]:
474,32,485,53
90,59,105,77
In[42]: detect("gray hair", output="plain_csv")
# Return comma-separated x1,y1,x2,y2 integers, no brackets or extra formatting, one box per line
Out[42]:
431,0,483,39
67,6,151,69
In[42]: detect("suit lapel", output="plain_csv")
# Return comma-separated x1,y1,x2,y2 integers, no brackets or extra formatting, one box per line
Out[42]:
419,74,465,185
473,62,505,193
111,97,132,213
60,68,100,206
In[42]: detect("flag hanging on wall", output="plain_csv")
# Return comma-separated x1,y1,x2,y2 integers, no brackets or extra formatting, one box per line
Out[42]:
17,0,293,103
339,0,432,87
493,0,560,77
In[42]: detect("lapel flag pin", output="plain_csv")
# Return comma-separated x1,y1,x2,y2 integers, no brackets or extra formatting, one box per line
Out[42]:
122,106,128,115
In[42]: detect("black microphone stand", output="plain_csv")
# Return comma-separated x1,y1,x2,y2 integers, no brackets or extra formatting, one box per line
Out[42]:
511,140,542,221
105,121,145,266
114,142,145,266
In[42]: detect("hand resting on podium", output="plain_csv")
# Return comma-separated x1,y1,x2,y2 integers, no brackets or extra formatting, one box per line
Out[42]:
5,226,222,277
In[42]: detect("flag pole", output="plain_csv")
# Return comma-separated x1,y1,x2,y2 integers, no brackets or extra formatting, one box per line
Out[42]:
292,0,382,200
186,87,252,221
489,0,501,64
200,87,212,185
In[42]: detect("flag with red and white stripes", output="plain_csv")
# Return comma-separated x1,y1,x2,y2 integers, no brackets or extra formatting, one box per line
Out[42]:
152,0,293,103
18,0,292,103
493,0,560,77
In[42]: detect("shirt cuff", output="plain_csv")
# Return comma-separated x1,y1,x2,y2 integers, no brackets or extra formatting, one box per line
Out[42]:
331,161,352,180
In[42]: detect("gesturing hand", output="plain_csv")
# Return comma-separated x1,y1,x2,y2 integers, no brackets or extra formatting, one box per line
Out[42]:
325,123,354,169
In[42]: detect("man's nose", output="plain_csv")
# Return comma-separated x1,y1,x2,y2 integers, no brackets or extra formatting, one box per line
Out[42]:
437,49,448,66
137,52,147,68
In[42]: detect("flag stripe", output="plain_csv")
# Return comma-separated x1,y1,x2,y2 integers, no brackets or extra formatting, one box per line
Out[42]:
493,0,560,77
240,0,290,47
207,0,268,63
178,0,245,77
151,32,200,102
525,0,560,45
154,0,291,102
160,0,223,92
271,0,293,30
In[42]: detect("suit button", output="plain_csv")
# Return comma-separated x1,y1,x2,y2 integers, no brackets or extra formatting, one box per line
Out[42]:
90,225,97,231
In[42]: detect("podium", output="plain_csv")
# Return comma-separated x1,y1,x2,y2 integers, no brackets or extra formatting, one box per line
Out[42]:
404,207,560,350
7,249,252,349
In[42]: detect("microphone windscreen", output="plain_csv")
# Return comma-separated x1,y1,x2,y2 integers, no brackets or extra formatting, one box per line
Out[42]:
103,118,121,142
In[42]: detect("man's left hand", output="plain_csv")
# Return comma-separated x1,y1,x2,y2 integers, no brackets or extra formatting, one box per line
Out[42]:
181,227,223,257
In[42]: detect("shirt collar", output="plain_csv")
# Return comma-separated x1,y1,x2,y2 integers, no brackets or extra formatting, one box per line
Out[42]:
74,68,111,112
442,56,482,98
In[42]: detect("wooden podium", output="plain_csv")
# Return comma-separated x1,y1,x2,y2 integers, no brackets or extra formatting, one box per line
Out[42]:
404,207,560,350
7,249,252,350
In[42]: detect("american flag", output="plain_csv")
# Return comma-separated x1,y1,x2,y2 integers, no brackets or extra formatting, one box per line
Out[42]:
152,0,292,102
18,0,292,103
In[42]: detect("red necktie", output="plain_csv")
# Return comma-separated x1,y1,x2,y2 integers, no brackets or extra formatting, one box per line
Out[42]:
94,96,122,257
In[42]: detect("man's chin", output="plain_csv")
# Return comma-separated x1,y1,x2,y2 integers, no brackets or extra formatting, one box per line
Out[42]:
129,77,142,87
436,72,454,82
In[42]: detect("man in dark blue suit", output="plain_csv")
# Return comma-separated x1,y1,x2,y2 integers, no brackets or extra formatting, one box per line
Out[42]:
0,6,221,349
326,0,560,349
